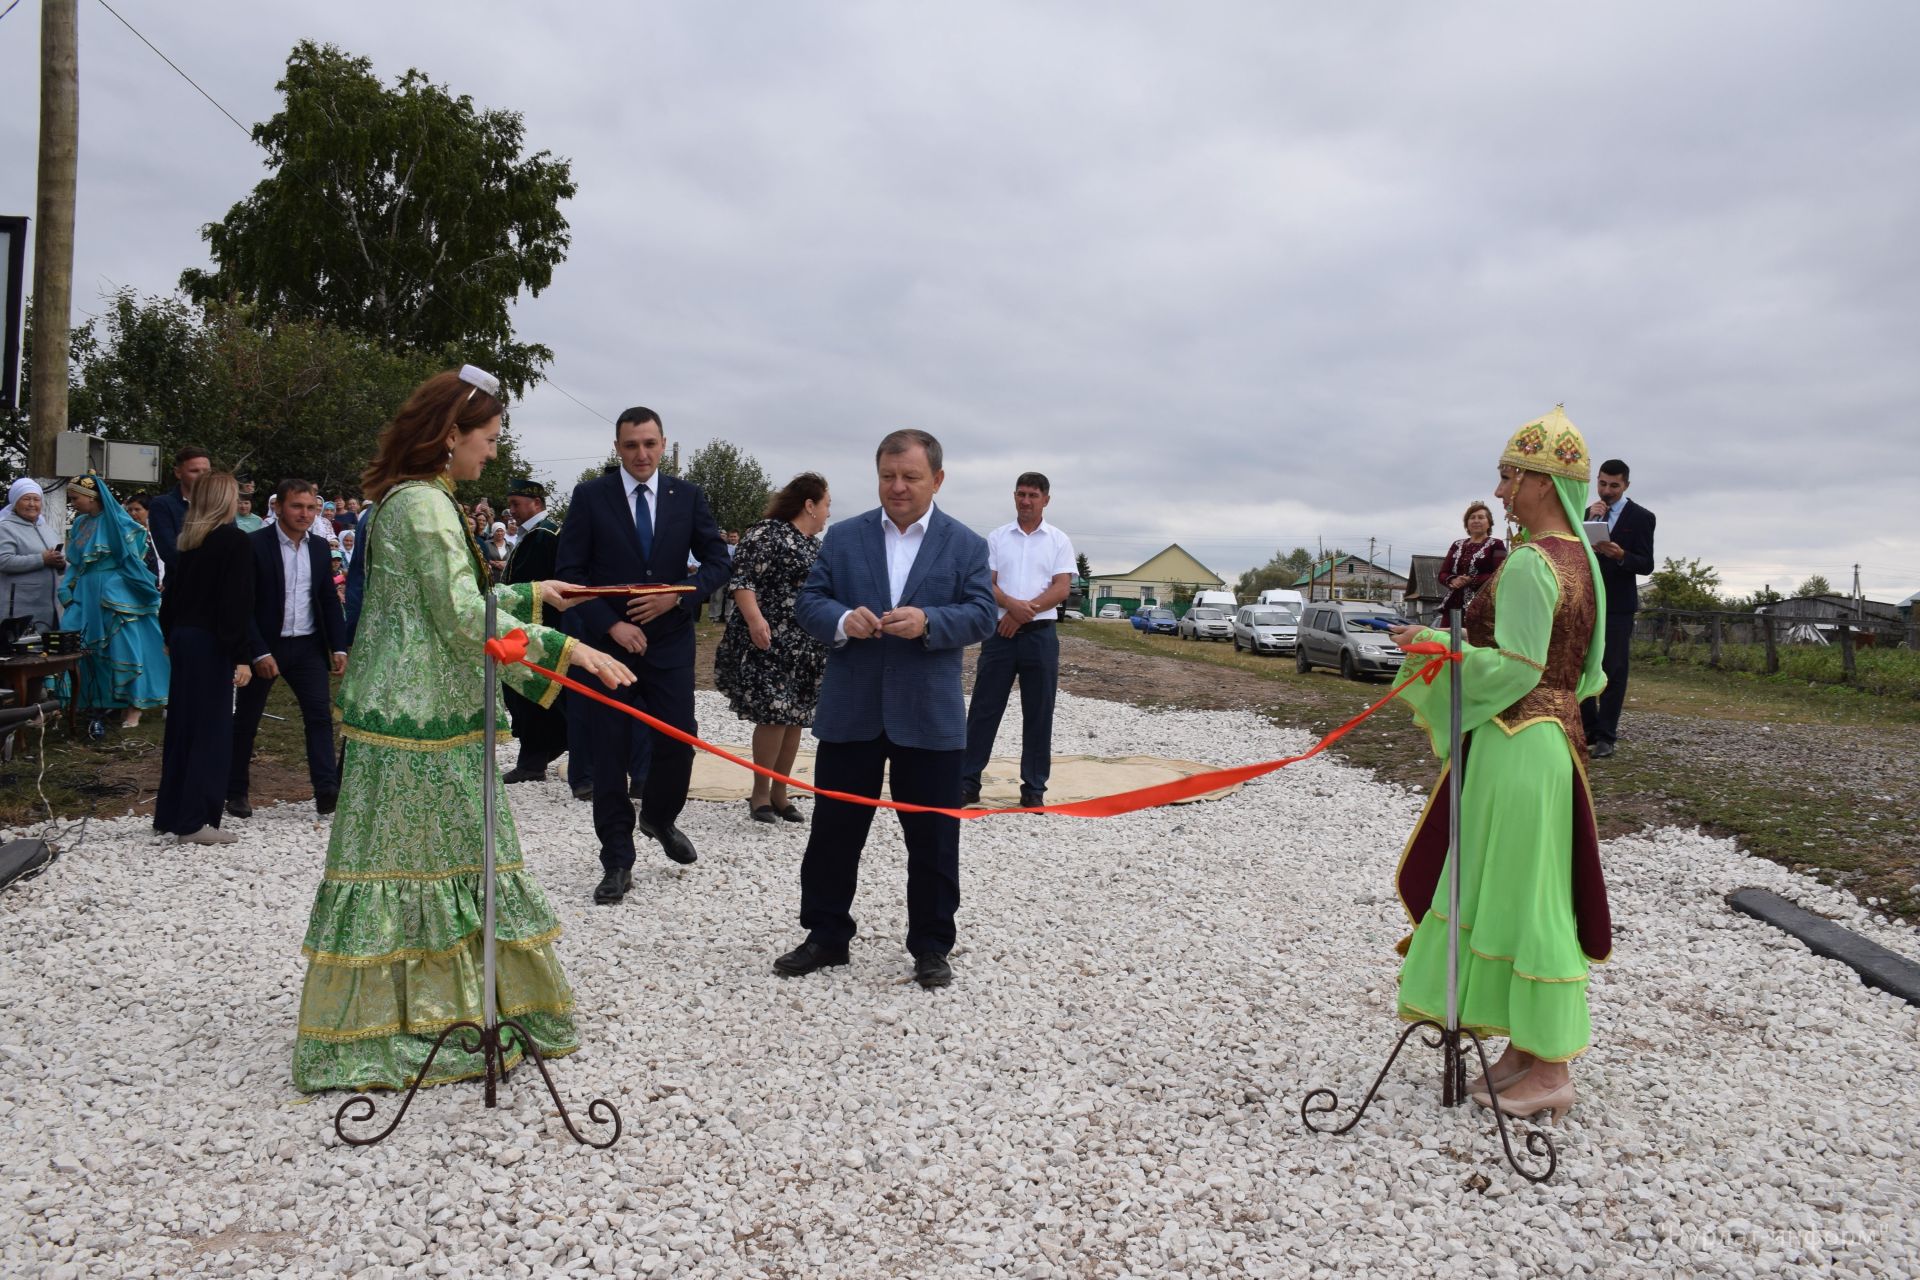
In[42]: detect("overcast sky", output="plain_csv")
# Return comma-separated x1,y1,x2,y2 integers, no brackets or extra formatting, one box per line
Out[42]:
4,2,1917,600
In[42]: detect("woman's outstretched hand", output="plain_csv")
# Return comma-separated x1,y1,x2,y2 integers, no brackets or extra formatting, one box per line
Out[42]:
1388,623,1427,652
540,581,583,611
569,643,636,691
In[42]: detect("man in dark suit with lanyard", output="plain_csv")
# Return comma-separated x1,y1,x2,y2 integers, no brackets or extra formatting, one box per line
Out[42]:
1581,458,1655,758
555,407,731,904
500,476,570,785
227,479,349,818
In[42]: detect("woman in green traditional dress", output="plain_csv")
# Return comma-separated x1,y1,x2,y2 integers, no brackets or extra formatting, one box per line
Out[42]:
292,366,636,1093
1387,407,1612,1121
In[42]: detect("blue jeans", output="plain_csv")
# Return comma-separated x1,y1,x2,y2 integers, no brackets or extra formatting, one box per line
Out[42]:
961,622,1060,798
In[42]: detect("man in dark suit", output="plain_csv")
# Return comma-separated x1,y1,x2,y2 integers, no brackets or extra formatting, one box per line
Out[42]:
147,446,212,578
555,407,731,904
1581,458,1655,759
499,476,571,785
227,479,349,818
775,429,997,989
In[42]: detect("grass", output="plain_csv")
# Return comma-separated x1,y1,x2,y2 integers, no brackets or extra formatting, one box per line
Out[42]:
1634,639,1920,702
1064,620,1920,922
0,676,335,828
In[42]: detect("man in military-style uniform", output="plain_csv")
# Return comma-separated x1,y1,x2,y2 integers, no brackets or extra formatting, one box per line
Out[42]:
501,477,572,784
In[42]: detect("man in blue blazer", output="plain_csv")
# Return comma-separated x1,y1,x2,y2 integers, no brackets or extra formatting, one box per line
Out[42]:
227,480,348,819
555,407,732,903
776,429,997,989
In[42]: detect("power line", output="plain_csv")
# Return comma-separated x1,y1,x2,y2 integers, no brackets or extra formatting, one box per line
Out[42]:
0,0,25,23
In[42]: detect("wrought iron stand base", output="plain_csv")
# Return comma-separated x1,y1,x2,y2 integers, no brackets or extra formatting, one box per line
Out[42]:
1300,1019,1557,1182
333,1017,622,1149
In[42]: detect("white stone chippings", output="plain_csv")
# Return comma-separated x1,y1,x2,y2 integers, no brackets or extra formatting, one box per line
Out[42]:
1,688,1916,1277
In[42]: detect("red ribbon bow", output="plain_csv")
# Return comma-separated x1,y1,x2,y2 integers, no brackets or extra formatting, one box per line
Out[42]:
1404,640,1463,685
485,629,530,665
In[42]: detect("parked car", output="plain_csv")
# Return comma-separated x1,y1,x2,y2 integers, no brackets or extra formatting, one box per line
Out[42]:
1059,609,1085,622
1232,603,1300,654
1177,606,1233,642
1131,606,1178,634
1097,604,1125,619
1192,589,1238,614
1258,588,1307,609
1295,600,1405,680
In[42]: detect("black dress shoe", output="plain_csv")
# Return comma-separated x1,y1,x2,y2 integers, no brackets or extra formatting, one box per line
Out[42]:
1591,741,1616,759
592,868,630,904
960,784,982,806
225,798,252,820
503,762,547,784
315,792,338,816
773,939,849,976
749,803,778,824
773,801,804,824
912,952,953,989
639,813,658,842
572,783,593,801
1018,790,1045,809
650,821,696,864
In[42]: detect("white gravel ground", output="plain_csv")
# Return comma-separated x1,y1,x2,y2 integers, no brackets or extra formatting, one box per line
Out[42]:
3,690,1918,1279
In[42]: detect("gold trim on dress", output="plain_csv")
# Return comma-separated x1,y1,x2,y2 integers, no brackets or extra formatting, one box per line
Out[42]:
1396,1000,1591,1062
342,724,487,752
1497,649,1547,672
323,861,524,884
536,636,576,710
302,923,563,968
333,1041,580,1093
297,997,576,1044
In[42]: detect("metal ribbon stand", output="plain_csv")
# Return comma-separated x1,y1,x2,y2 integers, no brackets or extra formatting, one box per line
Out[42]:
333,594,621,1149
1299,609,1556,1182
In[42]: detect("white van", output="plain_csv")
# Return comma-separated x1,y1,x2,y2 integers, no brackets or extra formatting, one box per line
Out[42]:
1192,590,1238,613
1257,588,1305,609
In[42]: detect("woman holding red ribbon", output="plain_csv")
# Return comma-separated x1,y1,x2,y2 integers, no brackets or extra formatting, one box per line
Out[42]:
1387,406,1611,1122
291,366,634,1094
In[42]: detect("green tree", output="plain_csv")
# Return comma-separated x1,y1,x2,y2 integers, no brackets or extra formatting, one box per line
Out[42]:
1075,551,1092,583
1235,545,1317,599
1795,574,1833,598
1642,557,1724,611
683,439,773,534
180,41,576,395
62,288,527,502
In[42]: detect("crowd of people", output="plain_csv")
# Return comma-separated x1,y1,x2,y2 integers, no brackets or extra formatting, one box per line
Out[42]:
6,372,1653,1128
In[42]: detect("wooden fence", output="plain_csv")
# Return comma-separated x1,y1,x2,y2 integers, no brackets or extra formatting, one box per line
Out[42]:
1635,608,1916,684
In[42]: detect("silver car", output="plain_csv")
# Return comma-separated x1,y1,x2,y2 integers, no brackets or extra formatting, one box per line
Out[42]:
1232,604,1300,654
1176,606,1233,642
1294,601,1406,680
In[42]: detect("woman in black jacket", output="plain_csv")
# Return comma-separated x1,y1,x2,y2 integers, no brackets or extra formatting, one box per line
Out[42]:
155,472,255,844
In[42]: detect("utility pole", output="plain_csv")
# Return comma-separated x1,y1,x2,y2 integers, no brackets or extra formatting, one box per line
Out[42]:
29,0,79,478
1369,537,1377,601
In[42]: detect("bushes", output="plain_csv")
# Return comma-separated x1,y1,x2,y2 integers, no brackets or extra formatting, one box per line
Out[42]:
1633,638,1920,700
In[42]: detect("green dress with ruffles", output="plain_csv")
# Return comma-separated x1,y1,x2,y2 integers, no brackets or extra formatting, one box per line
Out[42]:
1392,535,1610,1063
292,478,579,1093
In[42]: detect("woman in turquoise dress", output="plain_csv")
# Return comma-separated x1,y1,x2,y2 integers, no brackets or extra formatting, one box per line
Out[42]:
60,473,168,728
1388,407,1612,1122
293,366,636,1093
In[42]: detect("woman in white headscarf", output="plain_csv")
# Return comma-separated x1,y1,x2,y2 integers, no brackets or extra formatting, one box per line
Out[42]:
0,478,67,630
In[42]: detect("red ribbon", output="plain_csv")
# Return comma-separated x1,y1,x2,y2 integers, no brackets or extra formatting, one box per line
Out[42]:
490,643,1456,819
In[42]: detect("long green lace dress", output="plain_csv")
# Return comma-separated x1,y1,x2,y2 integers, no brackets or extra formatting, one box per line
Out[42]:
292,477,580,1092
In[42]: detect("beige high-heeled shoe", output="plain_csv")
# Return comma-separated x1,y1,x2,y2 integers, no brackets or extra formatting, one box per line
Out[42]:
177,826,239,846
1474,1074,1575,1121
1464,1055,1533,1098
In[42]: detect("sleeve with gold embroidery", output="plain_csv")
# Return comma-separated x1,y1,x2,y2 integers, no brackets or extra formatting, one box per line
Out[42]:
401,491,576,709
1399,545,1559,760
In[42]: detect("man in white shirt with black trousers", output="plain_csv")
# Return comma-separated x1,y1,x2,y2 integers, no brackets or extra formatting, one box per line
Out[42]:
961,472,1076,809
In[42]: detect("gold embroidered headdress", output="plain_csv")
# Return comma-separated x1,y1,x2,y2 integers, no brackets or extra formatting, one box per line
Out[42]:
1498,405,1590,484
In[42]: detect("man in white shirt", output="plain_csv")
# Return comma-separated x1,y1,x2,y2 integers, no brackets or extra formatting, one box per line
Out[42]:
227,480,349,820
961,472,1076,808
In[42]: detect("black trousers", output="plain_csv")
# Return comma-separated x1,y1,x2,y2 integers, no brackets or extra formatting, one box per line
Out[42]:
229,633,338,802
590,652,694,872
568,685,651,791
800,734,963,957
154,628,234,836
505,683,569,767
1580,612,1636,746
961,623,1060,796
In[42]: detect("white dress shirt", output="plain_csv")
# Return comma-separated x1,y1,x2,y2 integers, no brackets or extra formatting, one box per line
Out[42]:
277,522,315,641
836,503,935,644
985,518,1075,620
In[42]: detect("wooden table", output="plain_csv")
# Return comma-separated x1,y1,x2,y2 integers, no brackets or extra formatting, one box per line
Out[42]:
0,652,84,739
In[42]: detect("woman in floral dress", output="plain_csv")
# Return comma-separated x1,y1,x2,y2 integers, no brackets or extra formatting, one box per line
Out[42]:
713,473,832,823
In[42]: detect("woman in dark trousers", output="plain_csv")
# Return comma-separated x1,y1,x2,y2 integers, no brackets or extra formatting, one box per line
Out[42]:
155,472,255,845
